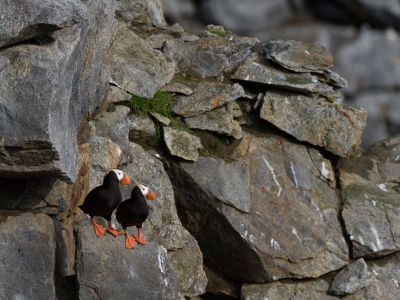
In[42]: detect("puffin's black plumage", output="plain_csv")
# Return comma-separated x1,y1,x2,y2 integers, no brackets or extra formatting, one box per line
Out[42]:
80,171,122,221
116,186,149,229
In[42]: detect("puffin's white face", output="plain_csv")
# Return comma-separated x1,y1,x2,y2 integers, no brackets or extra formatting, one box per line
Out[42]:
111,169,124,181
138,184,149,196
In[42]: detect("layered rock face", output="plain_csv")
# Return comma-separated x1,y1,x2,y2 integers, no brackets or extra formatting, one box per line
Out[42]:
1,1,399,300
0,0,115,182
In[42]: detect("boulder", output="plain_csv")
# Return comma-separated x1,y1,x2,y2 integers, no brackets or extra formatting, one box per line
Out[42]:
185,106,243,139
231,58,339,99
115,0,166,25
110,23,175,99
338,134,400,258
163,127,203,161
260,91,367,157
329,258,368,296
163,34,258,77
169,132,349,283
0,212,56,300
172,82,244,117
263,40,334,73
128,113,158,146
119,143,207,298
0,0,115,181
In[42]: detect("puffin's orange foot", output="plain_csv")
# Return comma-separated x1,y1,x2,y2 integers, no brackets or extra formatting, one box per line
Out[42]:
125,235,136,249
108,228,123,237
136,234,146,245
94,223,105,237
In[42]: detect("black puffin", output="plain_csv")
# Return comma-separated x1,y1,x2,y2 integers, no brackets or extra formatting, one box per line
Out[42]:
116,184,157,249
80,169,131,237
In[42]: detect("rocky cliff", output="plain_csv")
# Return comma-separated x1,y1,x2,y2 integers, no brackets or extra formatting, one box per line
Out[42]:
0,1,399,300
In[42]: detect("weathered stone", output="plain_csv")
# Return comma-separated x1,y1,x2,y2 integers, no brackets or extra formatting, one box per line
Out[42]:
128,113,158,146
115,0,166,25
338,135,400,258
232,59,339,98
170,132,348,283
104,85,132,103
163,127,203,161
227,101,243,118
263,40,334,73
242,279,337,300
260,91,367,157
110,23,175,99
161,81,193,95
204,266,240,299
0,212,55,300
324,70,348,89
185,107,242,139
76,217,178,300
163,34,258,77
94,105,131,147
0,0,115,181
150,112,171,126
329,259,368,296
172,82,244,117
119,143,207,298
87,136,122,190
345,252,400,300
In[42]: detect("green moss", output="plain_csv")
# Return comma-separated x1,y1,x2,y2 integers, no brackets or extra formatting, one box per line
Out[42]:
122,91,173,118
170,117,191,132
208,29,227,38
285,75,312,85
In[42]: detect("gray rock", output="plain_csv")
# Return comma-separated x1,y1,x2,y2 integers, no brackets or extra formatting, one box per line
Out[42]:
0,0,115,181
94,105,131,147
242,279,337,300
0,212,55,300
260,91,367,157
185,107,243,139
324,70,348,89
170,132,349,282
87,136,122,190
119,143,207,298
329,259,368,296
163,34,258,77
204,266,240,299
346,252,400,300
263,40,334,73
161,81,193,95
338,135,400,258
172,82,244,117
110,23,175,99
227,101,243,118
163,127,203,161
150,112,171,126
232,59,340,99
128,113,158,146
105,85,132,103
115,0,166,25
76,218,178,300
351,92,400,146
335,28,400,95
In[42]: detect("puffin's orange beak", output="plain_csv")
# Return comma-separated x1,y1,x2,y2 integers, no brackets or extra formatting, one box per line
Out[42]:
121,175,131,186
146,191,157,201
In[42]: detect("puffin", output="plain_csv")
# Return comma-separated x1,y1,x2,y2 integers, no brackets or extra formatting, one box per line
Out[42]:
116,184,157,249
80,169,131,237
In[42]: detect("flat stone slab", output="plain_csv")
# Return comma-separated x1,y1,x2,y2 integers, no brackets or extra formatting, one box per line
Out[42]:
260,91,367,157
172,82,244,117
0,212,55,300
231,59,339,98
185,106,242,139
263,40,334,73
163,34,258,77
111,23,175,99
163,127,203,161
338,135,400,258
